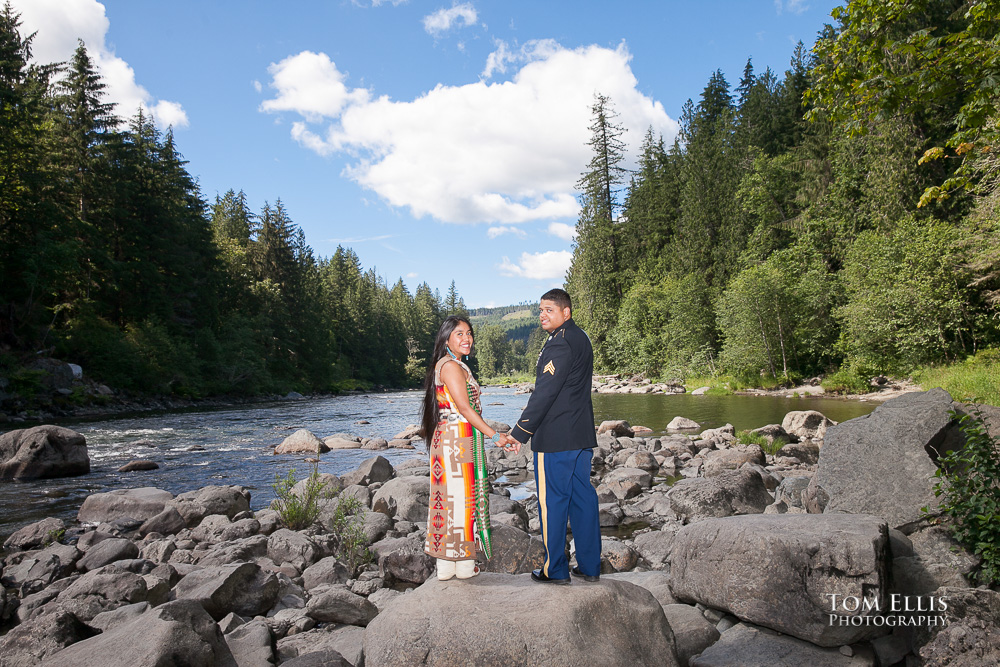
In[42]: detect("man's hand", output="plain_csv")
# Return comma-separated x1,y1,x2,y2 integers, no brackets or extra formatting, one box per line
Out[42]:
496,432,521,454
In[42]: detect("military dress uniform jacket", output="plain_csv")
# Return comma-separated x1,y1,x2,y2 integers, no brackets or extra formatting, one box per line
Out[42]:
510,318,598,453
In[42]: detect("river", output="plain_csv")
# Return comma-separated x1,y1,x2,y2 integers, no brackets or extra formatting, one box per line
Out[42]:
0,388,878,542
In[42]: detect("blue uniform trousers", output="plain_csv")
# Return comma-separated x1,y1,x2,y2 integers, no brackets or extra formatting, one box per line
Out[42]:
534,448,601,579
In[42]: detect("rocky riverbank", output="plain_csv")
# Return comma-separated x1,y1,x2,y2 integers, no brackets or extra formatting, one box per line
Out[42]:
0,357,412,426
1,389,998,665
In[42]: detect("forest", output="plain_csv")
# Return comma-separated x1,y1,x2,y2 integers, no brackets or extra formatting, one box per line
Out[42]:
2,1,999,405
0,5,469,399
566,0,999,394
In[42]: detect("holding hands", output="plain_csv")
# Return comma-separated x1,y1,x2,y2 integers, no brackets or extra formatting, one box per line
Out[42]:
492,431,521,454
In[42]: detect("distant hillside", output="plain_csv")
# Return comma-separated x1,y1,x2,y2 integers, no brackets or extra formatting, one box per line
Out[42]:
469,302,539,344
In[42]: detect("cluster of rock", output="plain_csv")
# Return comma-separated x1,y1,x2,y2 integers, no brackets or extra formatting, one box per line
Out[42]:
272,426,423,456
592,374,686,395
2,388,997,665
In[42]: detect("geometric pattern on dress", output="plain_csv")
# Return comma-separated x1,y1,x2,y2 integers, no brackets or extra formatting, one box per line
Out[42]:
423,356,492,561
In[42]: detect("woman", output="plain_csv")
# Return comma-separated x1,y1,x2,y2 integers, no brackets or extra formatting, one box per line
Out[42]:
420,316,513,580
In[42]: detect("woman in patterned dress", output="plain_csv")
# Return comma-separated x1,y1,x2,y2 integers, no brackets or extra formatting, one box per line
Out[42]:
420,316,515,580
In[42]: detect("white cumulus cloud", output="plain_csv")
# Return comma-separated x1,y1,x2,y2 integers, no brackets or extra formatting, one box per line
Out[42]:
487,226,527,239
260,52,370,122
423,4,478,36
499,251,573,281
11,0,188,129
547,222,576,241
261,41,678,226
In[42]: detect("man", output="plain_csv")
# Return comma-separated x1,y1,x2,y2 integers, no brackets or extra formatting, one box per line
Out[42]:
508,288,601,584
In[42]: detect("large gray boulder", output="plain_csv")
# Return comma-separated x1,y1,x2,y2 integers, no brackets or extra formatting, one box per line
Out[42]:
305,584,378,626
1,542,79,591
0,425,90,480
77,487,173,524
274,429,329,455
302,556,351,591
701,445,765,477
225,618,276,667
39,599,237,667
340,455,394,487
662,604,720,666
0,609,97,666
277,625,364,665
893,524,979,595
37,566,149,622
267,529,322,572
781,410,835,440
363,574,679,666
76,538,138,572
171,562,280,620
372,536,435,584
168,485,251,527
371,475,430,523
690,622,875,667
478,523,546,575
670,514,890,647
632,529,676,570
3,517,66,551
603,571,677,608
668,468,772,523
913,587,1000,666
815,388,965,530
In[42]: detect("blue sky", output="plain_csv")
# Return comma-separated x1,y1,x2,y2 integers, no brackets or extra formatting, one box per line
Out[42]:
16,0,839,308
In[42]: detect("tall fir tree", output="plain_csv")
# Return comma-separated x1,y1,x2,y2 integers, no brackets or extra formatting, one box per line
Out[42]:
567,93,628,365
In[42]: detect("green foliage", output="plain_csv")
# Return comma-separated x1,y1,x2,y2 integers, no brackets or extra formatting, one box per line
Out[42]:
7,368,45,400
717,244,837,379
929,404,1000,586
272,466,333,530
736,429,786,456
821,366,872,395
837,218,979,371
607,274,718,379
568,94,629,365
324,494,372,573
915,348,1000,406
271,467,371,572
474,324,510,378
44,527,66,546
0,9,466,402
808,0,1000,204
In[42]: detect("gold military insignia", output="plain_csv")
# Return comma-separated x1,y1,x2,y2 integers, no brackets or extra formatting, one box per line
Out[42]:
543,360,556,375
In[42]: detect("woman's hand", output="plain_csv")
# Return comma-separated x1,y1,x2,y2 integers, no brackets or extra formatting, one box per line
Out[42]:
497,433,521,454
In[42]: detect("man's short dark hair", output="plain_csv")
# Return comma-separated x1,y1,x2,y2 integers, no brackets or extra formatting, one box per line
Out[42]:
540,288,572,311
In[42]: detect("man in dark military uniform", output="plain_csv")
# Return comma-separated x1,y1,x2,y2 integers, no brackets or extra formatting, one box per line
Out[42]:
509,288,601,584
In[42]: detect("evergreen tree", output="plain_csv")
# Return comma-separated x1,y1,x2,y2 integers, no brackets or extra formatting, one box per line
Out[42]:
0,4,54,345
567,93,628,365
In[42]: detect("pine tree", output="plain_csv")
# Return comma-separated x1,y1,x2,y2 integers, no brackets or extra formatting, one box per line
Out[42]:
567,93,628,365
0,4,54,345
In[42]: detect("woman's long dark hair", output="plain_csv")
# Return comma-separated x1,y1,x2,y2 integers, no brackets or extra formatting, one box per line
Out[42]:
420,316,473,444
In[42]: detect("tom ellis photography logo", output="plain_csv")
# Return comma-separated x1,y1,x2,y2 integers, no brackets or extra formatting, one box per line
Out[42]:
827,594,949,628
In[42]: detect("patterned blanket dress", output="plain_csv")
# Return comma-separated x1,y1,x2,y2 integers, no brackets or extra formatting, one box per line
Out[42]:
424,356,493,561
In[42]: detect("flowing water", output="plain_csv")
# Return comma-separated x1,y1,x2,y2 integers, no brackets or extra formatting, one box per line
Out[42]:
0,388,878,542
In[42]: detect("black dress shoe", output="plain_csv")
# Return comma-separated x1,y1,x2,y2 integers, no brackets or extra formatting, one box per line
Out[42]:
531,569,570,585
571,566,600,582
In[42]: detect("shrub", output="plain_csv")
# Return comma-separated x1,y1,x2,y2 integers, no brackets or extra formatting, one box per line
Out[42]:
272,466,373,572
821,366,871,394
736,429,786,456
325,495,372,572
272,466,331,530
927,404,1000,586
